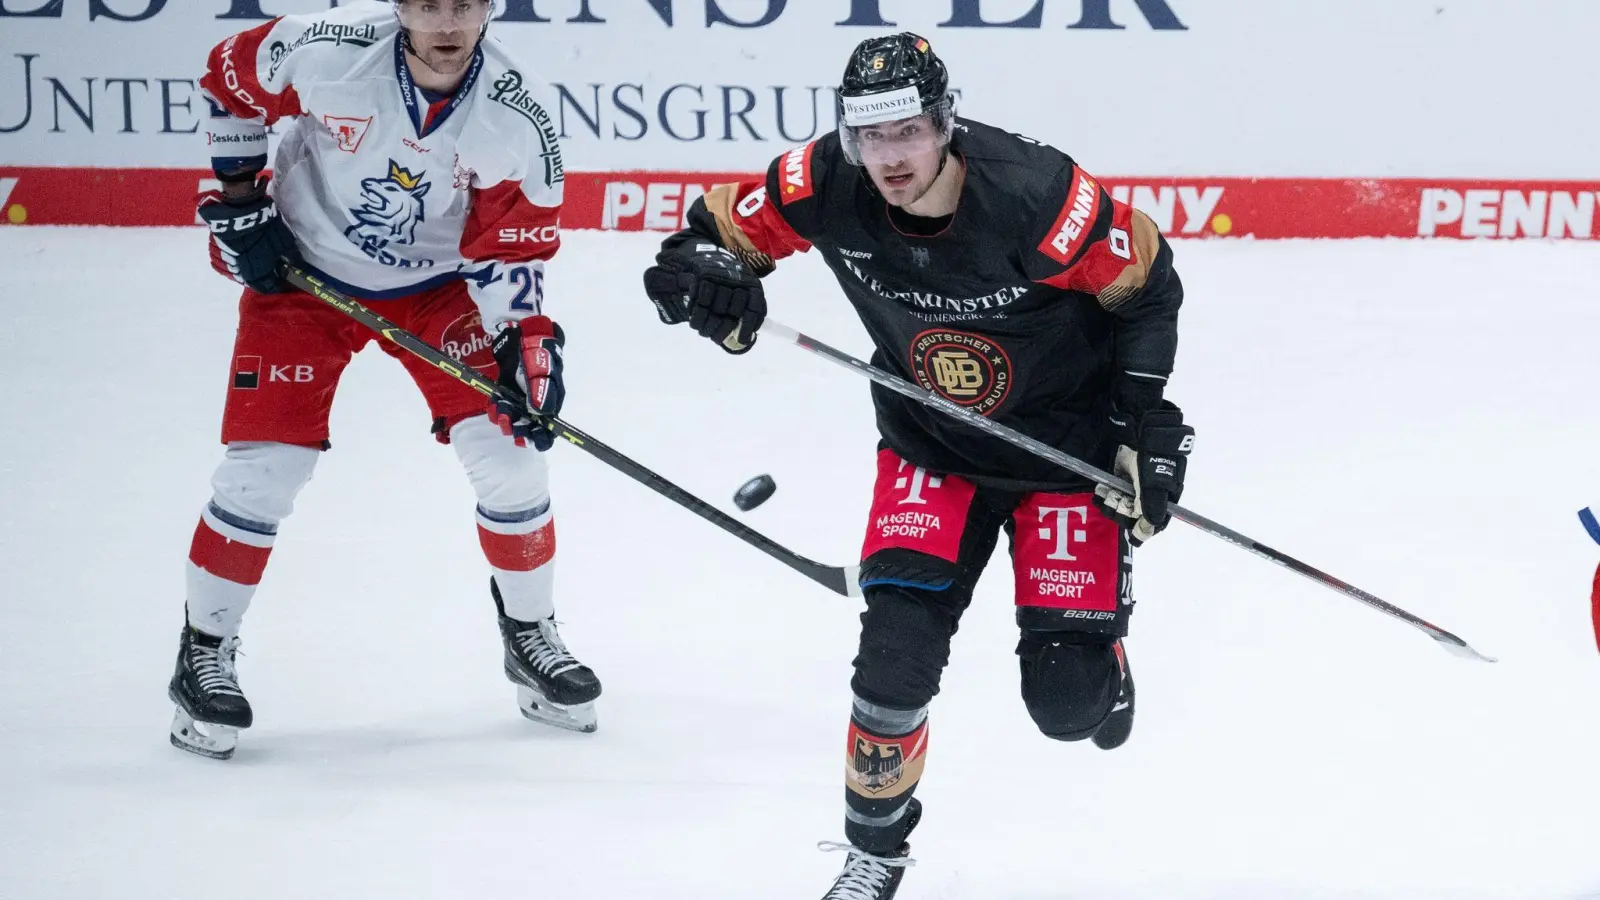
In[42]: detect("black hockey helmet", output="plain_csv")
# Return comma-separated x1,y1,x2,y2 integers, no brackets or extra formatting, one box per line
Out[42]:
836,33,955,166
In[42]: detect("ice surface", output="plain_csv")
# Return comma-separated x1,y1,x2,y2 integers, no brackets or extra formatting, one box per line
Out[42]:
1,228,1598,898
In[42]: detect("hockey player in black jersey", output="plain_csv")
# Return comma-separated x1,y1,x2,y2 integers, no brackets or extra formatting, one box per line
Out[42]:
644,33,1190,899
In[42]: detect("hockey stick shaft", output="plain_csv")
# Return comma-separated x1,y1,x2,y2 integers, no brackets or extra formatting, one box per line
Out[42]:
763,318,1492,662
279,265,860,598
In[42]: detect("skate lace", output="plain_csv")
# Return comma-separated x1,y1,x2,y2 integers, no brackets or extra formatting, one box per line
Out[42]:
191,637,244,698
515,620,580,677
816,841,915,900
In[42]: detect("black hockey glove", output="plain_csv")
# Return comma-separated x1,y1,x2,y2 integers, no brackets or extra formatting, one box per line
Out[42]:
489,316,565,451
1094,401,1194,546
642,239,766,355
197,176,302,294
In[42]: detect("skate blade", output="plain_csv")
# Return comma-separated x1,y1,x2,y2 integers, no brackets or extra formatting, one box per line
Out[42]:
516,685,597,734
168,707,239,760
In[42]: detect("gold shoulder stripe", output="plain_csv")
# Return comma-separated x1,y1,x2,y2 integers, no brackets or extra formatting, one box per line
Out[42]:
705,183,776,277
1098,209,1161,311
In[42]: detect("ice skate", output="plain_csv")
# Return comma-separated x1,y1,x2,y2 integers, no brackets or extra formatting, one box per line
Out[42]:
167,625,252,760
817,799,920,900
493,579,601,733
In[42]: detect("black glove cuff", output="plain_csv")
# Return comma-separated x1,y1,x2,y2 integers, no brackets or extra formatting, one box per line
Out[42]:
490,321,521,360
219,177,270,208
1112,373,1166,422
1137,401,1193,456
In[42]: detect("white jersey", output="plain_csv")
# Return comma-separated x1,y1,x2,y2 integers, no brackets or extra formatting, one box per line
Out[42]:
201,1,563,328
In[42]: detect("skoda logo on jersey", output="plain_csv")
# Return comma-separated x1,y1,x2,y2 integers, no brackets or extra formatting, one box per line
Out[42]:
344,159,437,270
909,328,1013,416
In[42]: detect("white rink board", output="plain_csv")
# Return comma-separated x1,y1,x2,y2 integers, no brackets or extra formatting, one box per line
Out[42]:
1,0,1597,177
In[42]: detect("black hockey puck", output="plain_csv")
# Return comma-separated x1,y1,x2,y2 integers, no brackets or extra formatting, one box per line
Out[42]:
734,474,777,511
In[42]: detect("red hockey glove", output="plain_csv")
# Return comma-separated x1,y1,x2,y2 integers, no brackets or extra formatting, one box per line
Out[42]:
489,316,565,451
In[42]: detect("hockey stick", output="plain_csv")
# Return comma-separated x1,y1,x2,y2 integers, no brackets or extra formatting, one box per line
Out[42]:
762,318,1494,663
278,264,861,598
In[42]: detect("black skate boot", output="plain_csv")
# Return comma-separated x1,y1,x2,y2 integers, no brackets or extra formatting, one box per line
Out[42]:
492,578,601,733
167,625,252,760
817,799,921,900
1092,638,1135,750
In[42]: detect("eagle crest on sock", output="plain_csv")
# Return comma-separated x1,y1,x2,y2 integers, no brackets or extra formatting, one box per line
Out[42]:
846,719,928,799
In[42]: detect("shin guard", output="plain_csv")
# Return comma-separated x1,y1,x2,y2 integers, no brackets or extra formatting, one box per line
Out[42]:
843,695,928,854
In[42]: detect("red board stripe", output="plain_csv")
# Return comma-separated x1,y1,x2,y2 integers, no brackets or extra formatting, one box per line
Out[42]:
2,167,1599,239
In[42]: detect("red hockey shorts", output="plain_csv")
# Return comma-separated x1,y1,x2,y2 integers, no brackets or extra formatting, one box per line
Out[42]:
219,280,497,447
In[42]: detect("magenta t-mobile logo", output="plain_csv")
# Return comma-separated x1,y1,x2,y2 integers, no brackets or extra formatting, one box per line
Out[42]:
894,460,943,506
1036,506,1090,561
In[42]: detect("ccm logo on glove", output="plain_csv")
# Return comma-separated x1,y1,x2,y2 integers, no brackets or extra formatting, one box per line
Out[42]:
206,205,280,233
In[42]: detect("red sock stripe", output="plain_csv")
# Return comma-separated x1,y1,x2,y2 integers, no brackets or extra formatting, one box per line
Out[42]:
188,517,273,586
846,719,929,763
1590,562,1599,656
478,520,556,572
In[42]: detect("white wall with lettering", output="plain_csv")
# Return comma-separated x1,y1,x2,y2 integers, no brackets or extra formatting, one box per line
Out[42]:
0,0,1593,177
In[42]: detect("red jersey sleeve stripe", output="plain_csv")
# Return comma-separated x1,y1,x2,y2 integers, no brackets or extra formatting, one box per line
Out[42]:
461,180,562,265
706,180,810,272
201,21,303,124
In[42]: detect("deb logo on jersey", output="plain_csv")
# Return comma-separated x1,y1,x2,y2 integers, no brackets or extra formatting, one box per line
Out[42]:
909,328,1013,416
344,159,436,270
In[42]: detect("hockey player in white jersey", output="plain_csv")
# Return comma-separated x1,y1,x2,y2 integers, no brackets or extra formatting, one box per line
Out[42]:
170,0,599,760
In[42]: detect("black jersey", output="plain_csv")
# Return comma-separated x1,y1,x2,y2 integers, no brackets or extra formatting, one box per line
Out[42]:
671,118,1183,490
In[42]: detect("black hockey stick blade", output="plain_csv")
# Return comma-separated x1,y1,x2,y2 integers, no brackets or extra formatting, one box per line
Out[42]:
762,318,1492,662
279,264,861,598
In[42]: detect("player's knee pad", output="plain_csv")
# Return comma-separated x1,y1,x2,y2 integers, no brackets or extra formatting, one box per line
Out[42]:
450,414,551,516
852,573,971,711
210,441,320,527
1016,631,1120,742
